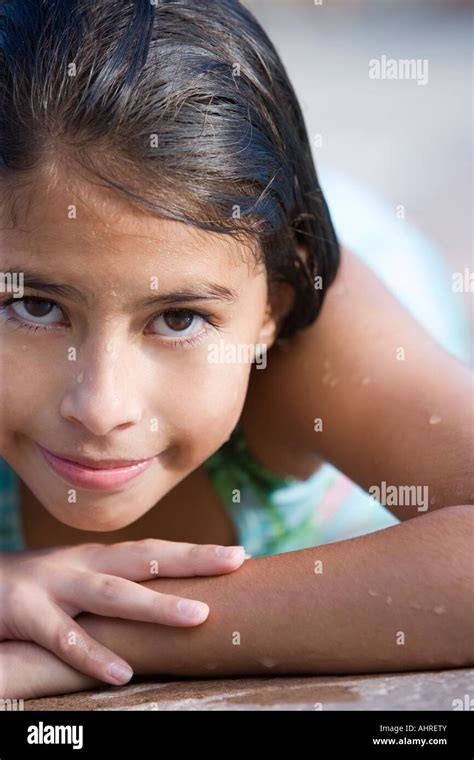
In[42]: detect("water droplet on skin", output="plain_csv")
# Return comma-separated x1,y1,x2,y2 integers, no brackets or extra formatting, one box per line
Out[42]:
433,605,446,615
106,341,114,353
386,595,393,605
76,371,84,384
260,658,278,668
322,372,339,387
429,415,442,425
368,589,379,597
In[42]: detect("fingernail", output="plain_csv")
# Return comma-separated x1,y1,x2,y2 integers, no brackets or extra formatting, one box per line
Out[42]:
215,545,245,559
177,599,209,620
107,662,133,685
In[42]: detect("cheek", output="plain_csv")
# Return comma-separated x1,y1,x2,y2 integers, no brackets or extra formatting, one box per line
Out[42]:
0,344,61,425
0,346,46,450
155,354,251,462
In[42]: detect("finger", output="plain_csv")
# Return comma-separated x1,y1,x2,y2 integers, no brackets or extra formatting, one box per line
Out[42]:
67,570,210,626
23,597,135,686
81,539,248,580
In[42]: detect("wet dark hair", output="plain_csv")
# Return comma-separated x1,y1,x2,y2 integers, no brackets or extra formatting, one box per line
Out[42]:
0,0,340,341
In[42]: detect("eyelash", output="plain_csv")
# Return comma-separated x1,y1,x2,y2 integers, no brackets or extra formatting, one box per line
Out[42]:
0,296,221,349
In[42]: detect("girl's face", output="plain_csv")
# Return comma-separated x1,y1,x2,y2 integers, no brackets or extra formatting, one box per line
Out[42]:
0,172,282,531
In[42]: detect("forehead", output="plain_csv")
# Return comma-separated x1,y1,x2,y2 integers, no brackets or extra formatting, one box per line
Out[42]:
0,169,258,282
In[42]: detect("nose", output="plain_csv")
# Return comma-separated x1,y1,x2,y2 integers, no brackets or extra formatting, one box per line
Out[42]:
59,336,143,436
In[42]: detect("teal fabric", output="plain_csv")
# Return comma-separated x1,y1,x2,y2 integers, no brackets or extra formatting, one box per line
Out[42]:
201,421,399,556
0,457,24,552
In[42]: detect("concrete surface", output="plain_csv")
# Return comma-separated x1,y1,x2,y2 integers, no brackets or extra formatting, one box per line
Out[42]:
23,668,474,711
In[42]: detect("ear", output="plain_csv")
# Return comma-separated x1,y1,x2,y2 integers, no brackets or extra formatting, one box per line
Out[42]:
255,242,308,349
255,279,295,350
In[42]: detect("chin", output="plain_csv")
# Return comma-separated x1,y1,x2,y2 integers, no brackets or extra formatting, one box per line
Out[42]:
46,500,146,533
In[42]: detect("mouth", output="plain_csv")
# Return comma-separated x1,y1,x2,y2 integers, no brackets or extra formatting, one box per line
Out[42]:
36,443,158,492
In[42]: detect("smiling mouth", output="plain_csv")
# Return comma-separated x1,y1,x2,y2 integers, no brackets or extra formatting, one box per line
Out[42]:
37,445,155,469
36,443,158,491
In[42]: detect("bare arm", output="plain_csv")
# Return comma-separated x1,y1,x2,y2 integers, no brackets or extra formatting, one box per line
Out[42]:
245,247,473,521
3,505,473,698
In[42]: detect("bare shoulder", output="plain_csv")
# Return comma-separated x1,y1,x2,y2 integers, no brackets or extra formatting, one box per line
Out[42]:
242,247,473,516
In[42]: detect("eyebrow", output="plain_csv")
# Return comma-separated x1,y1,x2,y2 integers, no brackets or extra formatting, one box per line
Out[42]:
0,268,239,307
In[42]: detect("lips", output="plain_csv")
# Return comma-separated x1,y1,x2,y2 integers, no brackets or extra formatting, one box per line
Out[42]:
36,443,157,491
40,448,153,470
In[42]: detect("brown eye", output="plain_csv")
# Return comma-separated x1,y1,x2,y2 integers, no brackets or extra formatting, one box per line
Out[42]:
7,297,63,326
22,298,55,318
162,309,195,332
149,308,209,343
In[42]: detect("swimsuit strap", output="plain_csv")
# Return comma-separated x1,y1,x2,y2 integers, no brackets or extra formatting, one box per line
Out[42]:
202,419,297,505
201,420,344,555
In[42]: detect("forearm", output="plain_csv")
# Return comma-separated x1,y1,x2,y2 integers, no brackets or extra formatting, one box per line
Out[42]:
79,504,474,677
3,505,472,699
0,640,101,699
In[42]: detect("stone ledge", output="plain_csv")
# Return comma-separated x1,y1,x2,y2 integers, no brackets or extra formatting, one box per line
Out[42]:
22,668,474,711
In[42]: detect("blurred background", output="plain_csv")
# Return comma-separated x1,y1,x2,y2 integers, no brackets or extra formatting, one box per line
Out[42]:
243,0,473,354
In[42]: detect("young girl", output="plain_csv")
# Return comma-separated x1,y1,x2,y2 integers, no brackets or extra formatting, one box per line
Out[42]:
0,0,472,700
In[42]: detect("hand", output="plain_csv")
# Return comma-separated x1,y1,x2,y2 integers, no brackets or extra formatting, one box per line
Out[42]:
0,539,247,685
